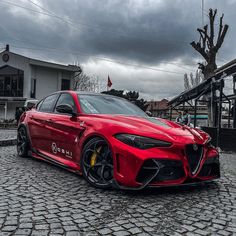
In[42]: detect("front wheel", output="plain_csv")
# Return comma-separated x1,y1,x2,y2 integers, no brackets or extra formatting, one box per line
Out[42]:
17,126,30,157
81,137,114,189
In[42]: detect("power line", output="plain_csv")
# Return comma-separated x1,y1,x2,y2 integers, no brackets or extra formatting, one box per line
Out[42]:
0,0,199,73
202,0,204,26
7,43,191,75
0,32,197,69
0,0,191,46
0,11,198,73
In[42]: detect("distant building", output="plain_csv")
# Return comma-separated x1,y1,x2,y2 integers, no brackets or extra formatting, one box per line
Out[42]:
146,98,208,126
146,99,169,118
0,45,80,120
171,103,208,126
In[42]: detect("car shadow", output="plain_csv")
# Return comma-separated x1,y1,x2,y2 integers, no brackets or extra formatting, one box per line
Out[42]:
121,181,220,196
24,154,221,196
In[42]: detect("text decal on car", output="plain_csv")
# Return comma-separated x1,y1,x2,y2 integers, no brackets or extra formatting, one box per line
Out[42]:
51,142,73,159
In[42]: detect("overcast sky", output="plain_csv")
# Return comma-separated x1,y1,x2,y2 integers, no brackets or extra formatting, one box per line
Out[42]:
0,0,235,100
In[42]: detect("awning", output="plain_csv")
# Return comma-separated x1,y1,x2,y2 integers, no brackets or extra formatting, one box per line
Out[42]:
0,97,27,102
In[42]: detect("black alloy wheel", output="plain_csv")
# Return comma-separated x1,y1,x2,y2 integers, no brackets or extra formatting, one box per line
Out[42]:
81,137,114,189
17,126,30,157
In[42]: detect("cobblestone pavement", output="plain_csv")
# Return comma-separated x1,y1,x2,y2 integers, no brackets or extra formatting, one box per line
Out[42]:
0,130,17,141
0,146,235,236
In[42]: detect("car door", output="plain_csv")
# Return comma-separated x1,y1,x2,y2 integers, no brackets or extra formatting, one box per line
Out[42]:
27,93,59,155
48,92,85,167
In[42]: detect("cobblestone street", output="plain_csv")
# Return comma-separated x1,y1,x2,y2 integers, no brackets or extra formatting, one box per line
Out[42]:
0,130,16,141
0,146,235,236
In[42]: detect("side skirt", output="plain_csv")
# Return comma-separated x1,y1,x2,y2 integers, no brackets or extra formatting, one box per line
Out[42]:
31,149,82,175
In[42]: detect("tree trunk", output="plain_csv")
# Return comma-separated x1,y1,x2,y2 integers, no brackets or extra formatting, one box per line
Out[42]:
204,58,217,127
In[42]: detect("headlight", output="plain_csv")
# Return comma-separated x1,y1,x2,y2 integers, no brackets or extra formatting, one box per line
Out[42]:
114,134,172,149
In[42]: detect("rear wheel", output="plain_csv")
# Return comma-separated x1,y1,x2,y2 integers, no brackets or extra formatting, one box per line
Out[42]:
81,137,114,189
17,126,30,157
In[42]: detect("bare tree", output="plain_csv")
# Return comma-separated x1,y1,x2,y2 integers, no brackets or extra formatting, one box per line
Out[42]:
184,73,190,91
184,70,203,91
191,9,228,79
74,72,105,92
190,8,229,126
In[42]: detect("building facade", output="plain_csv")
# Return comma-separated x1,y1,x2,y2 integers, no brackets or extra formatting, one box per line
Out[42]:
146,99,208,126
146,99,169,118
0,46,79,119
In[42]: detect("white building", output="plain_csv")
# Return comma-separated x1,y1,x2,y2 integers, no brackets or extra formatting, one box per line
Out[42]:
0,45,80,119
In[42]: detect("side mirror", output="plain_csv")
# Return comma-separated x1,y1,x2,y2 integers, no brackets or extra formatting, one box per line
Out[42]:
56,104,76,116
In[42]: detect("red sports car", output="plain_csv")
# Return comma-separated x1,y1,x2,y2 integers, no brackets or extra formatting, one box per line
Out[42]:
17,91,220,190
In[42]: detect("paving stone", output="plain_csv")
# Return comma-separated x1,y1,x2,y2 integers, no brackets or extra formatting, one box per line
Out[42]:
212,219,227,226
1,226,17,232
31,230,50,235
13,229,32,235
217,230,231,236
98,228,112,235
182,225,196,232
128,227,142,234
18,223,33,229
113,231,130,236
65,232,81,236
111,226,125,232
194,229,211,235
63,225,79,231
34,224,49,230
193,222,207,229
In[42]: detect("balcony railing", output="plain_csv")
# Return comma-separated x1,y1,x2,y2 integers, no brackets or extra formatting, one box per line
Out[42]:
0,76,24,97
0,89,23,97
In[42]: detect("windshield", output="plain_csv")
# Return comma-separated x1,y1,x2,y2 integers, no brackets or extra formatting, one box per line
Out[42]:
78,94,147,117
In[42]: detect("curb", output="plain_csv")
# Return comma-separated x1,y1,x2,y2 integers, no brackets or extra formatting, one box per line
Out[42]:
0,139,17,147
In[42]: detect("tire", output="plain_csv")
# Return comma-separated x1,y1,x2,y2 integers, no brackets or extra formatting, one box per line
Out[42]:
17,126,30,157
81,137,114,189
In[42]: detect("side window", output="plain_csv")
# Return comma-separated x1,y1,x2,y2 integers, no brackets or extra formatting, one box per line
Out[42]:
39,94,58,112
55,93,76,113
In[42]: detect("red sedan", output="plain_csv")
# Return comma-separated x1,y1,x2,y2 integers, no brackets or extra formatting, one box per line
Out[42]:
17,91,220,190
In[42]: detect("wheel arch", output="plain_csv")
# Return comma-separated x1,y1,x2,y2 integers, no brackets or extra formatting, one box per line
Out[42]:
81,133,110,152
17,123,33,148
17,123,27,131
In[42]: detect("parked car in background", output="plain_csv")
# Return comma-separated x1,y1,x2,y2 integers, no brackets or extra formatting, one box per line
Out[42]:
24,99,38,110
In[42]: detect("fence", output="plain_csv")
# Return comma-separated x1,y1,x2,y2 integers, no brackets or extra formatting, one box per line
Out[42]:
201,127,236,152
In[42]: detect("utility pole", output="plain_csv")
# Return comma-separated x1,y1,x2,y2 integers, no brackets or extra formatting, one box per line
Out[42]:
233,75,236,128
202,0,204,26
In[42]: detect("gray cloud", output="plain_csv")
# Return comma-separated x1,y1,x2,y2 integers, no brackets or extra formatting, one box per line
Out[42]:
0,0,235,99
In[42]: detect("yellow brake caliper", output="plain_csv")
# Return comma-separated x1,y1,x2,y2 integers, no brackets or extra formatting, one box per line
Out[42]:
90,146,102,167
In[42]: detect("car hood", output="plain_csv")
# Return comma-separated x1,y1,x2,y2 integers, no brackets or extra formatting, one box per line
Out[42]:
84,114,209,144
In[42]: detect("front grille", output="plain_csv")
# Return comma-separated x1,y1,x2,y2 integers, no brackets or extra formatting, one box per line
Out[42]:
185,144,203,174
136,159,185,184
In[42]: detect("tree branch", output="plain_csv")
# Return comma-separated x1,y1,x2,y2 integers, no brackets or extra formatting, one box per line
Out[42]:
209,9,217,47
216,24,229,50
215,13,229,51
190,41,209,61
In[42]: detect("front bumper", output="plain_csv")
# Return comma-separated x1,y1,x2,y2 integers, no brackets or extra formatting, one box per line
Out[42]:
112,139,220,190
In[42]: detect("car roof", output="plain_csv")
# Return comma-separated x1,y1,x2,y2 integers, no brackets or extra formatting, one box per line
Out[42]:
56,90,127,100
